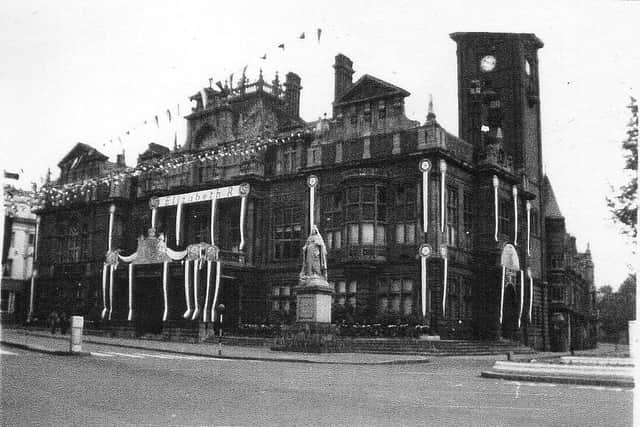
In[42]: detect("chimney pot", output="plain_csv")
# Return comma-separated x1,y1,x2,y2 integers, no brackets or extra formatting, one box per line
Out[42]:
334,54,354,105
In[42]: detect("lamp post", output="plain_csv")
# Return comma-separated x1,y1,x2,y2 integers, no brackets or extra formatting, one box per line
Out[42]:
217,303,225,356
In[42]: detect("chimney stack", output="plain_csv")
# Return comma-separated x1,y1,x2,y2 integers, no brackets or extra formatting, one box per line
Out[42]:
334,54,354,103
284,72,302,118
116,150,126,167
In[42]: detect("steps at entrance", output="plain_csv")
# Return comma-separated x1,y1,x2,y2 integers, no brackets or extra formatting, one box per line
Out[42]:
335,339,535,355
218,335,535,355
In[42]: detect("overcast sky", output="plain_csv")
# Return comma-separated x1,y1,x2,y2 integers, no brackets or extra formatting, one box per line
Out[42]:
1,0,638,288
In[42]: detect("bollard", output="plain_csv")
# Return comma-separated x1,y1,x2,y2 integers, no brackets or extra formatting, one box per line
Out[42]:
70,316,84,353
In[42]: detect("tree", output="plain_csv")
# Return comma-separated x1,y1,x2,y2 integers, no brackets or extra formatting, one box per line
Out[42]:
597,274,636,343
607,96,638,238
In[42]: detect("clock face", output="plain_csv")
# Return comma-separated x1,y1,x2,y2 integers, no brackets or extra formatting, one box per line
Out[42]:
480,55,496,72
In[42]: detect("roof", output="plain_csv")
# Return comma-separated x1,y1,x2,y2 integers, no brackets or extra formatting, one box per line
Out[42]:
334,74,410,106
58,143,109,167
543,175,564,219
138,143,171,162
449,32,544,49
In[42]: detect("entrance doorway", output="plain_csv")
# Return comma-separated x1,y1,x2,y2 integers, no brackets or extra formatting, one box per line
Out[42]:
501,283,518,340
134,275,164,336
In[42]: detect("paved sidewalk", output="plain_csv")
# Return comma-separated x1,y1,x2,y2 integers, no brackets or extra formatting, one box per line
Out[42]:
0,327,432,365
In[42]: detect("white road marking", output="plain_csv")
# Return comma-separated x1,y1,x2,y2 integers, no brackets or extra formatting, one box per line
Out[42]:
573,385,628,392
505,381,557,387
0,349,17,356
91,352,115,357
104,351,144,358
91,350,260,362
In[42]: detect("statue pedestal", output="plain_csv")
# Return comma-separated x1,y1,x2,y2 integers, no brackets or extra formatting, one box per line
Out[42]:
295,276,333,324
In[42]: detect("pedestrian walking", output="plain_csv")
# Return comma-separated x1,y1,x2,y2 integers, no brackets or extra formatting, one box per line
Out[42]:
49,310,60,335
60,312,69,334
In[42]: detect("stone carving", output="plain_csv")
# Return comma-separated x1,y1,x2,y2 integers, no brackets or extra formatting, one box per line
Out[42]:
300,225,327,281
186,242,219,264
105,249,120,268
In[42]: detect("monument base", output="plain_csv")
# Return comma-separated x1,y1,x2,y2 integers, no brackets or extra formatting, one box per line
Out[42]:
273,322,340,353
295,279,333,324
273,277,336,352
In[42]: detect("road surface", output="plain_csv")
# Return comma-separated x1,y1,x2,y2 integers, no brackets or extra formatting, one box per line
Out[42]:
1,344,632,426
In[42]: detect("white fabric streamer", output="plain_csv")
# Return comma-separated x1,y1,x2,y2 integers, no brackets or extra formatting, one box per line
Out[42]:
176,201,183,245
203,261,212,322
108,265,114,320
239,195,247,250
513,186,518,245
127,264,133,321
211,261,222,322
518,270,524,328
528,269,533,322
183,260,192,319
191,260,200,320
499,266,506,324
162,261,169,322
493,176,499,242
421,257,427,317
101,264,108,319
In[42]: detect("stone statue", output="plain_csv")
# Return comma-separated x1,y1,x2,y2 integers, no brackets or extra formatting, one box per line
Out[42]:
300,225,327,281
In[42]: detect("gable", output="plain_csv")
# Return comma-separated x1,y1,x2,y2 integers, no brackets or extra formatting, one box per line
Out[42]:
335,74,410,105
58,143,108,168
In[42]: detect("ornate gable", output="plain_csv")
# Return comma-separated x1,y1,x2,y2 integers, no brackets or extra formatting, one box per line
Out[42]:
335,74,410,106
58,143,108,168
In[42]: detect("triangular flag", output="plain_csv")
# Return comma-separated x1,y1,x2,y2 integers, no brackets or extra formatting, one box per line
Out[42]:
260,53,267,60
317,28,322,42
278,43,285,50
298,32,305,39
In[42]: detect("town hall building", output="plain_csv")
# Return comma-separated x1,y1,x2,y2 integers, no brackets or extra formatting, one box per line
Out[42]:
31,32,597,351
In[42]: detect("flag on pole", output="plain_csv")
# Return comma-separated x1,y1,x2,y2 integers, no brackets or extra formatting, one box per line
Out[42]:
278,43,285,50
260,53,267,60
154,115,159,128
317,28,322,42
167,109,172,123
299,32,305,39
3,171,19,180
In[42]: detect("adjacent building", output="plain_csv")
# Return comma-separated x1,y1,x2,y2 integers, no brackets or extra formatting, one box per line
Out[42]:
544,177,598,351
31,32,597,350
2,184,37,322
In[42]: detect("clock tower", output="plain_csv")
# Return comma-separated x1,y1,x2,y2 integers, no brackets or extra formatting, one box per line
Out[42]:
450,32,546,342
450,32,544,180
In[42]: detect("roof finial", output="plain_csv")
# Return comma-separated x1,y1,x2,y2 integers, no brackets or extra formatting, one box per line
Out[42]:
208,78,213,88
496,127,503,140
427,94,436,122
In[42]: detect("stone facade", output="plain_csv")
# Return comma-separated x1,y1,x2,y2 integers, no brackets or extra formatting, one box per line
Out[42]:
2,184,37,322
31,32,596,350
544,177,598,351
